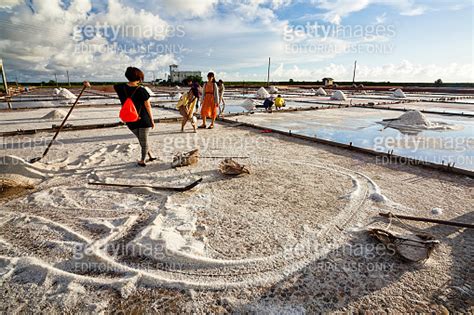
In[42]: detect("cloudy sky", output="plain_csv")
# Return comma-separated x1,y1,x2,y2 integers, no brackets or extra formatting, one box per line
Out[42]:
0,0,473,83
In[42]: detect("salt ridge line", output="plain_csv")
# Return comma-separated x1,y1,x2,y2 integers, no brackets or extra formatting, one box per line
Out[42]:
1,156,401,290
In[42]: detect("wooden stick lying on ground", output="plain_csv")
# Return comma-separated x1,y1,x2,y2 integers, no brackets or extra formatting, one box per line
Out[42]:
200,156,249,159
379,212,474,229
89,178,202,192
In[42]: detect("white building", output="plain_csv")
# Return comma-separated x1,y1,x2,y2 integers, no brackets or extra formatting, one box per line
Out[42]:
169,64,201,83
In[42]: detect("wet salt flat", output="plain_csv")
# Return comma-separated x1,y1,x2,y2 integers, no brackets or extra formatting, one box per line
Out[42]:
373,101,474,115
0,106,179,132
226,108,474,171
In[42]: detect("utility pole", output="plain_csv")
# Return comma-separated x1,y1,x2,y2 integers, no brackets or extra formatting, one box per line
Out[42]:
0,59,12,109
66,70,71,87
267,57,271,87
352,60,357,85
54,73,58,87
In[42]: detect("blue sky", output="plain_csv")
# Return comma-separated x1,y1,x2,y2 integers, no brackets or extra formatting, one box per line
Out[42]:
0,0,472,82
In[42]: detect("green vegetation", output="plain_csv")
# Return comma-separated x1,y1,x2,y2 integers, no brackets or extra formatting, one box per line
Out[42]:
222,80,474,88
184,75,203,85
10,80,474,89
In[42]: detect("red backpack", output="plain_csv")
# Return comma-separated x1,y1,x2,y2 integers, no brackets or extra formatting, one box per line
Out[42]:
119,86,140,123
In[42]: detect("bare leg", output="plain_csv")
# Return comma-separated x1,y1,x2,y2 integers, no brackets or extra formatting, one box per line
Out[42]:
220,99,226,116
181,116,188,131
209,106,217,128
148,151,157,161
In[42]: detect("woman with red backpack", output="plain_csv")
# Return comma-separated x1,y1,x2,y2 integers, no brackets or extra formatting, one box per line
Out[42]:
114,67,157,167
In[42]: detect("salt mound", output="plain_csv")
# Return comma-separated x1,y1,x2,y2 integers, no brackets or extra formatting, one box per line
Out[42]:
380,110,458,132
331,90,347,101
395,110,432,127
241,99,258,111
256,87,270,99
58,88,76,100
41,109,69,120
53,88,60,95
173,92,183,100
268,86,278,94
315,87,327,96
0,155,45,181
393,88,406,98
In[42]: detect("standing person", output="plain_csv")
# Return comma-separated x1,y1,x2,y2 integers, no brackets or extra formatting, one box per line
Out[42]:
190,78,201,109
217,79,226,116
114,67,157,167
176,79,198,133
199,72,219,129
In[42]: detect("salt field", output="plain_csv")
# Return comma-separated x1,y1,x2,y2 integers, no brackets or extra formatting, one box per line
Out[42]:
1,87,473,173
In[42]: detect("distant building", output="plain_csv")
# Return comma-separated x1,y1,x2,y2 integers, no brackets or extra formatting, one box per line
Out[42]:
322,77,334,86
169,64,201,83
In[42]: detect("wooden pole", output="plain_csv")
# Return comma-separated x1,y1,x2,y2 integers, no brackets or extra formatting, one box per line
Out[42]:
379,212,474,229
352,60,357,85
30,81,90,163
0,59,12,109
67,70,71,87
54,73,58,87
267,57,271,87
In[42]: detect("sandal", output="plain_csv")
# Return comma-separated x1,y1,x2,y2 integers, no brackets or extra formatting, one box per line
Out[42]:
137,162,146,167
208,125,214,129
198,125,207,129
147,157,157,162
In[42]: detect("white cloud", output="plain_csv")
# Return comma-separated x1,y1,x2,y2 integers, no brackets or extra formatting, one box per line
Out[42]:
0,0,176,81
375,12,386,23
1,0,471,84
267,60,474,82
311,0,427,24
94,0,169,40
157,0,219,18
270,0,293,9
0,0,21,10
